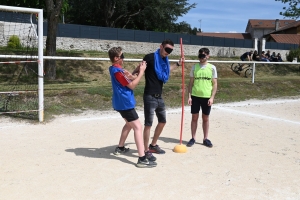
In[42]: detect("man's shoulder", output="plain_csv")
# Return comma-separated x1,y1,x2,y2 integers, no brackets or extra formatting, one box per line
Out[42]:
143,53,154,61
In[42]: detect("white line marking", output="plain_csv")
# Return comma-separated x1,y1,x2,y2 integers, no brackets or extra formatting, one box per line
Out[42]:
0,125,27,129
215,106,300,125
216,99,299,107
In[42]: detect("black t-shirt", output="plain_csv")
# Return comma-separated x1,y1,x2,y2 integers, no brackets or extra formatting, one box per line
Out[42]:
143,53,165,95
241,52,252,59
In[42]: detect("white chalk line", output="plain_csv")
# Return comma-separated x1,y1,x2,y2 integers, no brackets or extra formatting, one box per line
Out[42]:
214,106,300,125
71,99,300,123
0,125,27,130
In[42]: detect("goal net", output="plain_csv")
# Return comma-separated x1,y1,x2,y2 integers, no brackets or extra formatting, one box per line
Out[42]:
0,5,44,122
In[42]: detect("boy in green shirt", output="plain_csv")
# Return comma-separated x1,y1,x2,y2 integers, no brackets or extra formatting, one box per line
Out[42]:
187,47,218,148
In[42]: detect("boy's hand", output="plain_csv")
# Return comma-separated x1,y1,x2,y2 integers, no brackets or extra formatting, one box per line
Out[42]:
123,70,137,80
139,61,147,73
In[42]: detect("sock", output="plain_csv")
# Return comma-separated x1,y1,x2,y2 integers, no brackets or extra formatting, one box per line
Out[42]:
150,144,156,148
118,146,125,151
139,155,146,160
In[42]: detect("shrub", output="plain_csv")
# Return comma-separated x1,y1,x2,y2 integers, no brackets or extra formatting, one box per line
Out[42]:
286,48,300,62
7,35,22,48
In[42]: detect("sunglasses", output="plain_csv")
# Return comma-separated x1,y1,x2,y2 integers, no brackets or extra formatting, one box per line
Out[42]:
198,53,206,59
117,53,124,59
164,47,173,54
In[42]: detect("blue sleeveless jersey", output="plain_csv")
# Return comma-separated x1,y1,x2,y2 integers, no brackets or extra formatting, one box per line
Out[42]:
109,66,136,110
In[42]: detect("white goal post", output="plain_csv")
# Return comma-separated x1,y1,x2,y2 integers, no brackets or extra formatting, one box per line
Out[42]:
0,5,44,122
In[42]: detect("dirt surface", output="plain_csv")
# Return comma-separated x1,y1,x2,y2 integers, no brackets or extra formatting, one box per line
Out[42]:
1,97,300,200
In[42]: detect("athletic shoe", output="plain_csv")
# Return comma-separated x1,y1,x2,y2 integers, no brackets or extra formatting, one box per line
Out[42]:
136,158,157,168
149,144,165,154
203,139,213,148
145,151,157,161
186,138,195,147
113,147,129,155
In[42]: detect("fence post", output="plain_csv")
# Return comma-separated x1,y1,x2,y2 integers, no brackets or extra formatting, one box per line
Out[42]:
252,62,256,83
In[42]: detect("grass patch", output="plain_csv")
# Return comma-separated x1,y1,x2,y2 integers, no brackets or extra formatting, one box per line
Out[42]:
1,48,300,121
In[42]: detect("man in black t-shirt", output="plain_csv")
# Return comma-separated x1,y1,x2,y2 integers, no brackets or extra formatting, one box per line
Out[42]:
137,39,182,161
239,50,253,70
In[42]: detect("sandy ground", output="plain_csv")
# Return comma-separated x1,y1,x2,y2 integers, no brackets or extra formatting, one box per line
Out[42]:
0,97,300,200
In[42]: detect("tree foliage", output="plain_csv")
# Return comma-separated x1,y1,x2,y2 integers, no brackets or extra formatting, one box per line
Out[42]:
276,0,300,19
66,0,196,33
1,0,196,79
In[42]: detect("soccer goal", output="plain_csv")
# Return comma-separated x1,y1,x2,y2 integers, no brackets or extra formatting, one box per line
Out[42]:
0,5,44,122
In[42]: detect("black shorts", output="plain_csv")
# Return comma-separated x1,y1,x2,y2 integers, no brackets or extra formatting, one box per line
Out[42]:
117,108,139,122
191,96,211,115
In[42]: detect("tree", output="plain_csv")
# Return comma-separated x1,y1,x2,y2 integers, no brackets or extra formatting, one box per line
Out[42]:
44,0,64,80
276,0,300,19
65,0,196,33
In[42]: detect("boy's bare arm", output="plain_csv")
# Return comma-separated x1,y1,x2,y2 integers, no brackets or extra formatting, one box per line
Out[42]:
126,61,147,90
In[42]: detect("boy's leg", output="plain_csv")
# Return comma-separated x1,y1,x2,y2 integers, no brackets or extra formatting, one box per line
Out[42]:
117,121,132,147
202,114,209,140
191,113,199,139
190,95,201,140
128,119,145,157
201,100,213,147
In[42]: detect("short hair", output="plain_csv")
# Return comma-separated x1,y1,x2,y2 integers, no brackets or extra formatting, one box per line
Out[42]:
199,47,210,55
108,47,122,62
161,39,174,47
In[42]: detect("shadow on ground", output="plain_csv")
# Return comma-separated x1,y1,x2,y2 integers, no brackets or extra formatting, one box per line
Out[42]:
65,143,137,166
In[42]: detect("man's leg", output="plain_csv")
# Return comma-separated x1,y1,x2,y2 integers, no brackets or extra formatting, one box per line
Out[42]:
143,125,151,151
148,98,167,154
151,122,166,146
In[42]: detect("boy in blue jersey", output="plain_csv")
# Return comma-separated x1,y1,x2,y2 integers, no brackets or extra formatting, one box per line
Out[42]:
108,46,157,168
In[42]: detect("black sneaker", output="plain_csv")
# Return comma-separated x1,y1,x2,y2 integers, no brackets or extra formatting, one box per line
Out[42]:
149,144,165,154
203,139,213,148
186,138,195,147
113,147,129,155
136,158,157,168
145,151,157,161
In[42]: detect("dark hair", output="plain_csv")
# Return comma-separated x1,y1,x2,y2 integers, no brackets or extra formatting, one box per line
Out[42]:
161,39,174,47
108,47,122,62
199,47,210,55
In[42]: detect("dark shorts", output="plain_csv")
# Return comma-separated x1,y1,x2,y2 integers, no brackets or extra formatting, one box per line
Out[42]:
143,94,166,126
240,56,246,61
191,96,211,115
117,108,139,122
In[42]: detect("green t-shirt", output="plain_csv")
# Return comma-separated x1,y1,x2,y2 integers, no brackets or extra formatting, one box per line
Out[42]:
192,63,213,98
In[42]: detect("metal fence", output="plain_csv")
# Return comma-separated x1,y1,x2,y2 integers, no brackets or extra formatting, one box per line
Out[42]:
1,11,299,50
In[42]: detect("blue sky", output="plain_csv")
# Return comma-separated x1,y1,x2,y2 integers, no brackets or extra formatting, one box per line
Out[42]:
177,0,287,33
